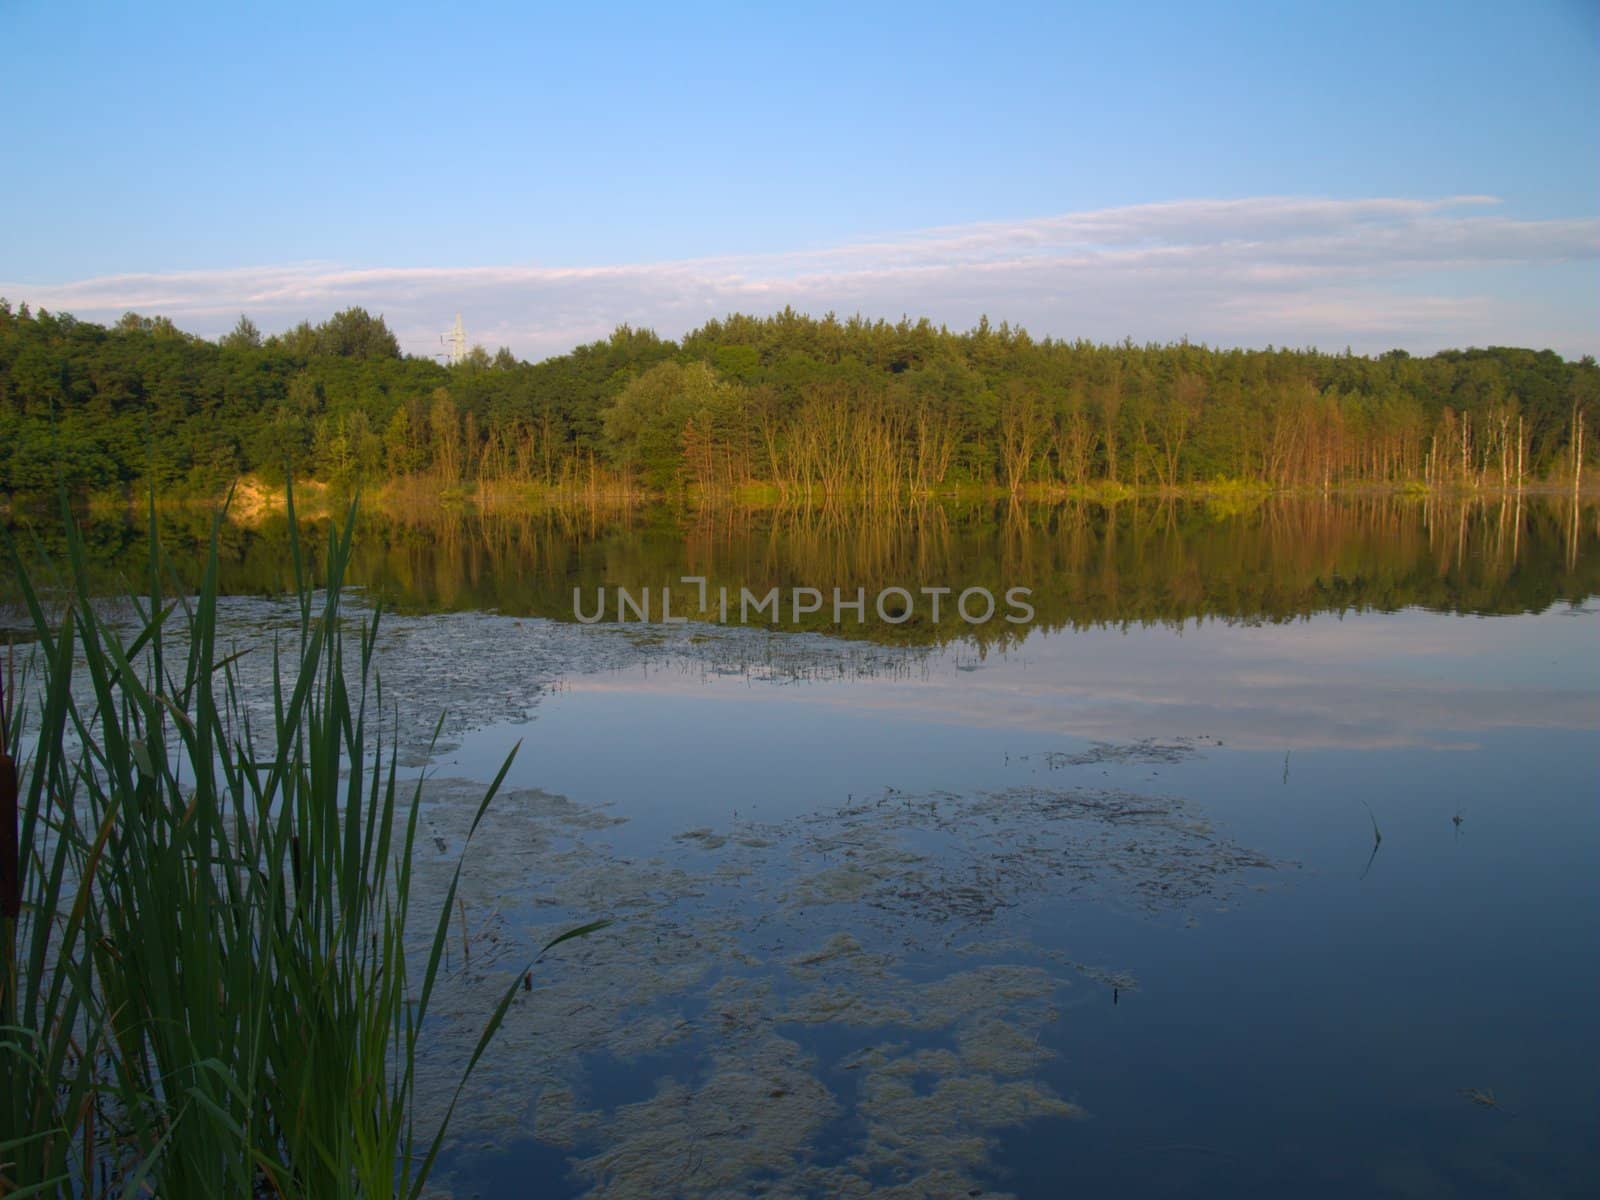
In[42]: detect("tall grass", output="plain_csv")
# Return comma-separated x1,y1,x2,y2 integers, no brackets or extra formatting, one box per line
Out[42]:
0,491,579,1196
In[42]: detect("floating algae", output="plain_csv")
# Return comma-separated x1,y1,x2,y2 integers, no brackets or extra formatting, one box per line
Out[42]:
566,958,1081,1199
774,783,1277,930
839,1071,1081,1191
673,827,730,850
404,768,1277,1199
957,1018,1057,1077
571,1028,839,1199
762,965,1079,1199
787,933,893,975
40,599,930,767
788,863,882,906
1022,736,1214,770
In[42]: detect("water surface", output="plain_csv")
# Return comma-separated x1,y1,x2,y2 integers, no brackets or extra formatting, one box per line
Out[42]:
9,496,1597,1198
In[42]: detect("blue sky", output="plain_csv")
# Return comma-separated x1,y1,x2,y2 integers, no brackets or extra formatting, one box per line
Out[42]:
1,0,1595,357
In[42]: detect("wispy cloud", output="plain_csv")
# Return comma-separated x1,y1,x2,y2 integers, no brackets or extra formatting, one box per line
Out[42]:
3,195,1594,359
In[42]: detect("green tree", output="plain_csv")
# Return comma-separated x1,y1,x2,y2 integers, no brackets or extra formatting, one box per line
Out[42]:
603,360,737,489
315,308,401,359
220,314,263,350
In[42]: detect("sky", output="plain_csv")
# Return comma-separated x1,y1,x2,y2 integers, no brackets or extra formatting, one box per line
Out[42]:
0,0,1595,360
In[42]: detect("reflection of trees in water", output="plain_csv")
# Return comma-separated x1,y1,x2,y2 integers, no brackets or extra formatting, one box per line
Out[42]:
6,496,1597,643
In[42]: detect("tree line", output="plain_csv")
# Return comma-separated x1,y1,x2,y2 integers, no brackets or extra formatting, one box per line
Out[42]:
0,300,1594,501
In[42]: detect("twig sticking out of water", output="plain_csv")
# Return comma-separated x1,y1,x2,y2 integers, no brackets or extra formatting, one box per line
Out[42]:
1359,800,1383,880
1460,1087,1516,1114
1282,750,1290,785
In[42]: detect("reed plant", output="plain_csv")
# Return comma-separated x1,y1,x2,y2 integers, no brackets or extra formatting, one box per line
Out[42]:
0,490,580,1197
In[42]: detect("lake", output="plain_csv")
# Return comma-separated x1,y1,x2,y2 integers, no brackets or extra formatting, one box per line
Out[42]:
6,493,1597,1199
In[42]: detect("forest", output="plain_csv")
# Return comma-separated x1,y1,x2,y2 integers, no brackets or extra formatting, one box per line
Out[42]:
0,300,1594,502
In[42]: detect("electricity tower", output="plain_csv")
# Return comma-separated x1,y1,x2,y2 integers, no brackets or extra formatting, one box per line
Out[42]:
440,313,467,365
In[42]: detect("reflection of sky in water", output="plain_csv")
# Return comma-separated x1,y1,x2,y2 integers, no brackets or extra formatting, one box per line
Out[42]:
466,606,1600,798
428,602,1599,1198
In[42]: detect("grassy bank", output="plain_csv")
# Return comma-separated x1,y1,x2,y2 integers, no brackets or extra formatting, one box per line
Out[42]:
7,471,1597,525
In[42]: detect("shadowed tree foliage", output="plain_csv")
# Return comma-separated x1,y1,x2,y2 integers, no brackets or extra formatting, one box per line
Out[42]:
0,300,1594,500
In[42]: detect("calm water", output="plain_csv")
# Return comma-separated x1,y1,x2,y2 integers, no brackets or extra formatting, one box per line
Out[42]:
8,495,1598,1198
